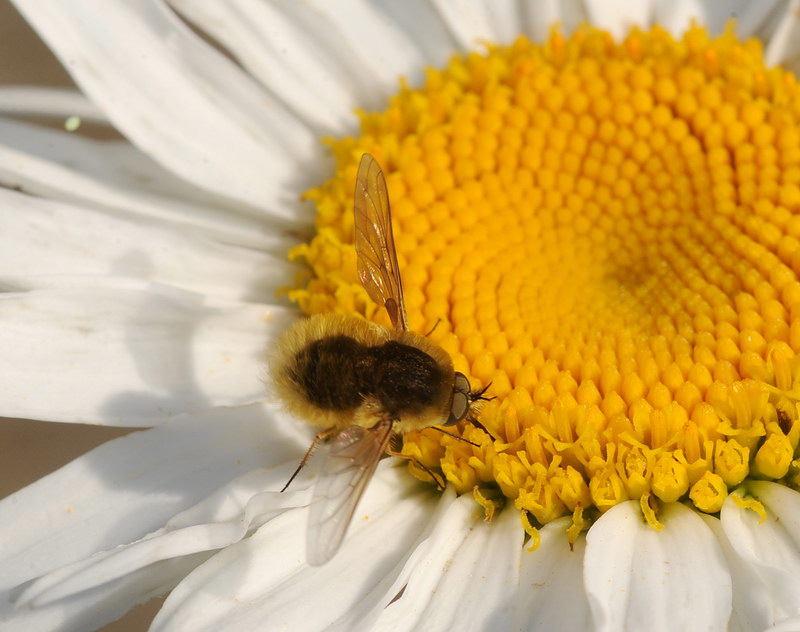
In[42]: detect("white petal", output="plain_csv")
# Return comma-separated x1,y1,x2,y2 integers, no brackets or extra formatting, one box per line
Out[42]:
430,0,521,49
366,493,522,630
766,615,800,632
720,482,800,623
12,0,320,217
322,486,458,631
764,0,800,72
700,514,775,632
287,0,428,108
485,0,526,44
0,86,106,123
151,462,435,631
584,501,732,632
653,0,751,37
166,460,315,530
0,118,293,251
736,0,788,40
0,404,306,593
364,492,475,630
372,0,458,68
168,0,360,136
514,517,592,631
15,473,310,608
0,187,292,303
1,554,208,632
521,0,587,41
584,0,654,40
0,286,294,424
423,502,522,630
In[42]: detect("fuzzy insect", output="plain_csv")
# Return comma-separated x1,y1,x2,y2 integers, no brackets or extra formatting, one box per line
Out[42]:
272,154,488,565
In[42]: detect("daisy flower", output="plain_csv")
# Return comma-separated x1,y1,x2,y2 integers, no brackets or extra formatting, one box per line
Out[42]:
3,1,800,631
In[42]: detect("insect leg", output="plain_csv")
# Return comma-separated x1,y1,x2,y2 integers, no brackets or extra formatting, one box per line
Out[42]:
423,318,442,337
470,382,495,402
409,460,447,491
466,416,497,441
281,426,338,493
428,426,480,447
386,440,446,491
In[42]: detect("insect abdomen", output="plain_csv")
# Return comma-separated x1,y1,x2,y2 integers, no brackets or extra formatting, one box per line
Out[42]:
291,335,372,410
290,336,445,420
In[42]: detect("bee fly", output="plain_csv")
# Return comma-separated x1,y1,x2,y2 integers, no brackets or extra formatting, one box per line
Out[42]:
271,153,490,565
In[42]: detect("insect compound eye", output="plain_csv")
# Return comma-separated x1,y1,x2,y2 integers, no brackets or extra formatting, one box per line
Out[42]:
444,372,472,426
445,391,470,426
454,371,471,395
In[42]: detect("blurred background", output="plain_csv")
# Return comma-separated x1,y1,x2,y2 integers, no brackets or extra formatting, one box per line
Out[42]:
1,1,165,628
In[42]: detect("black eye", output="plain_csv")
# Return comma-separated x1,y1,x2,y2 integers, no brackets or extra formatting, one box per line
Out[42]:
454,372,470,395
445,390,470,426
445,372,472,426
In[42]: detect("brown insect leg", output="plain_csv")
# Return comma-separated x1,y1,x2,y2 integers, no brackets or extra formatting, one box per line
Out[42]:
429,426,480,447
386,440,446,491
467,416,497,441
281,426,338,493
423,318,442,337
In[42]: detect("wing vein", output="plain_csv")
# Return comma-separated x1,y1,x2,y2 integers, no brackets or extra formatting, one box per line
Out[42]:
306,419,394,565
354,154,409,331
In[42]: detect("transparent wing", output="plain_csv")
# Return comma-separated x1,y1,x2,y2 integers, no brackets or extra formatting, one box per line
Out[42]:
306,419,394,565
354,153,409,331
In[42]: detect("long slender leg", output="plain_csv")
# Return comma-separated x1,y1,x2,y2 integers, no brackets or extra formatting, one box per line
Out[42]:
467,382,497,440
467,416,497,441
429,426,479,446
281,426,338,492
386,439,446,490
424,318,442,337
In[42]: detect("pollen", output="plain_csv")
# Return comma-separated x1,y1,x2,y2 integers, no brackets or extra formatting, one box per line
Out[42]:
290,24,800,533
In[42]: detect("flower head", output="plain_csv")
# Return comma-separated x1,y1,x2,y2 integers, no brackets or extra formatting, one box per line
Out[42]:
3,2,800,631
291,23,800,542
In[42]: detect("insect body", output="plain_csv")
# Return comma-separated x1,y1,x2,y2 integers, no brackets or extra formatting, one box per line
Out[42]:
271,154,479,565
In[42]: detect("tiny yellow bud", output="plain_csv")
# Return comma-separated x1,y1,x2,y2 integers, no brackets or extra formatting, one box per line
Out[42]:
714,439,750,486
651,454,690,502
753,432,794,479
590,468,629,512
689,472,728,513
551,466,593,510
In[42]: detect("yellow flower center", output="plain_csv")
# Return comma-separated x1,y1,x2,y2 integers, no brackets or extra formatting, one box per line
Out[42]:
289,24,800,534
